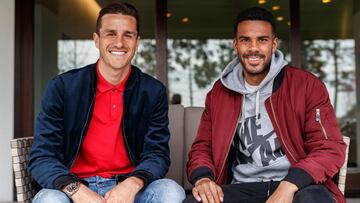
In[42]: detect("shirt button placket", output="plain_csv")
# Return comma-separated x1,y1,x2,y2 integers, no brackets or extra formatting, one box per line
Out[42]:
110,88,117,119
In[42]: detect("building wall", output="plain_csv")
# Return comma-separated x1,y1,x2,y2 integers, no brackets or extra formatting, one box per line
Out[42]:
0,0,15,201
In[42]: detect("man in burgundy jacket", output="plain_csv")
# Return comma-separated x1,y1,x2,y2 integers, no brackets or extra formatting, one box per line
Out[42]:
184,7,346,203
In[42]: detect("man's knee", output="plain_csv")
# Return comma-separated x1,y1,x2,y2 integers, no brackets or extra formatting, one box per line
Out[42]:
141,178,186,203
32,189,70,203
294,184,334,203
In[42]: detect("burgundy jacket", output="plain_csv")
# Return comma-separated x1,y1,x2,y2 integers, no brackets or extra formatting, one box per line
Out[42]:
187,66,346,203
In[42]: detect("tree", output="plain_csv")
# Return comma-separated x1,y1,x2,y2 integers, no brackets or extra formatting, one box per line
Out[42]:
194,40,233,88
301,40,326,80
133,39,156,75
169,39,234,106
302,40,354,115
323,40,354,114
58,40,93,73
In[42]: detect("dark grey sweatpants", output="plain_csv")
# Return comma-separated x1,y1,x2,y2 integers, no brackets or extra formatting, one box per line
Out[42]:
183,181,334,203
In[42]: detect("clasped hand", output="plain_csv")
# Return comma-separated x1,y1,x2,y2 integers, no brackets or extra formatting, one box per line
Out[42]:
71,177,144,203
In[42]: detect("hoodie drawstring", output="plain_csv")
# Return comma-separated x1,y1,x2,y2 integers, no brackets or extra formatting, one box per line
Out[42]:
255,90,260,125
240,96,246,134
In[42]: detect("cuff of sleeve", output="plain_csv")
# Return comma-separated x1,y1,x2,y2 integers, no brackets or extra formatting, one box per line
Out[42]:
283,168,313,189
189,166,215,186
53,175,79,190
130,170,153,188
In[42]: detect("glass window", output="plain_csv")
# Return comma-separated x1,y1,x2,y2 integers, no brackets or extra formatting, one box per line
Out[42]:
168,39,234,106
301,0,357,168
58,40,98,73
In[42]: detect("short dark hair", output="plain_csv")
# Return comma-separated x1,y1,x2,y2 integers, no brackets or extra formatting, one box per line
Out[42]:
96,2,139,36
234,7,276,37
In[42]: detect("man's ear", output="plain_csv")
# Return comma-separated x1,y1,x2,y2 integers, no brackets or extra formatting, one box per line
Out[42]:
272,37,278,53
232,38,237,49
232,38,239,55
93,32,99,49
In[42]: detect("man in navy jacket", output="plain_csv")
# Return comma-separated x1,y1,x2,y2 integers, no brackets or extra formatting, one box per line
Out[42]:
29,2,185,203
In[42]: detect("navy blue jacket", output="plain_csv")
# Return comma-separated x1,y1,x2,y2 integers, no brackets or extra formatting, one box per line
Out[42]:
28,63,170,190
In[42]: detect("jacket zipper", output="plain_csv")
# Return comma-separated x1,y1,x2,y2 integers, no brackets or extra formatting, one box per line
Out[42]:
269,97,298,163
121,93,136,165
122,118,136,165
69,95,95,167
215,105,241,183
315,108,328,140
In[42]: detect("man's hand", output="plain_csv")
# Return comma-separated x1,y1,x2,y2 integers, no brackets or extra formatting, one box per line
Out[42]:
104,176,144,203
192,177,224,203
266,181,298,203
69,183,105,203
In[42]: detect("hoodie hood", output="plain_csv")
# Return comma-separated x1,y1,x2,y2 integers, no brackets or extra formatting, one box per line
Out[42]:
220,49,287,95
220,49,288,127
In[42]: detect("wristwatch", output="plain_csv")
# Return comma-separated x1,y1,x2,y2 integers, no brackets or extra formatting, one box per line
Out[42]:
63,181,80,197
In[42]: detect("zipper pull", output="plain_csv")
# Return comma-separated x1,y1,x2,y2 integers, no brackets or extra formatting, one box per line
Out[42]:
315,108,320,122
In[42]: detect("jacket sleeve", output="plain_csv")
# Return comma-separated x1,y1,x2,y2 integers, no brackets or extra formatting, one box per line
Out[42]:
289,77,346,186
28,78,78,190
187,89,216,185
132,86,171,186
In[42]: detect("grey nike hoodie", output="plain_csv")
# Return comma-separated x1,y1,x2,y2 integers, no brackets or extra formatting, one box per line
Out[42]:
220,50,291,183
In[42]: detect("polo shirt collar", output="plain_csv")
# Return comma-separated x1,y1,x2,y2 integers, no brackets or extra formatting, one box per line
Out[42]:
96,62,131,93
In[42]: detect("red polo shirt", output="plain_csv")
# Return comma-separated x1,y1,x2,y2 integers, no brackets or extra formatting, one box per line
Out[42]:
71,64,134,178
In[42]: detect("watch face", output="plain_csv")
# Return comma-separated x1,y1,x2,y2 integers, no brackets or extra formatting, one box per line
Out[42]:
67,182,80,194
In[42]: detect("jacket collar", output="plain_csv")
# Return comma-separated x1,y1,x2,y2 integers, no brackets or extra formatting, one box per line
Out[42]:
89,63,141,94
124,65,141,92
272,65,286,93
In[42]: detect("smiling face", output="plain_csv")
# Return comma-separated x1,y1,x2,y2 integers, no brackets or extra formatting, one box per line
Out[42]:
233,20,278,85
93,13,139,76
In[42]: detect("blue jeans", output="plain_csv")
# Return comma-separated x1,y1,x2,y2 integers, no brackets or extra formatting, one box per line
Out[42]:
32,177,185,203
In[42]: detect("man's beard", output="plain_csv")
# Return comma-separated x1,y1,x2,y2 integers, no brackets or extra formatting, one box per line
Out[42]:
239,51,271,76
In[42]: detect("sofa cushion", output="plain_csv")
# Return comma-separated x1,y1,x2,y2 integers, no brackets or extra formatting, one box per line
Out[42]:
167,104,185,185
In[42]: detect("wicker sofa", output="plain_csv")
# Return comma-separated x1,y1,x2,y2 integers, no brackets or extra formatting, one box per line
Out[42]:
11,104,349,202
